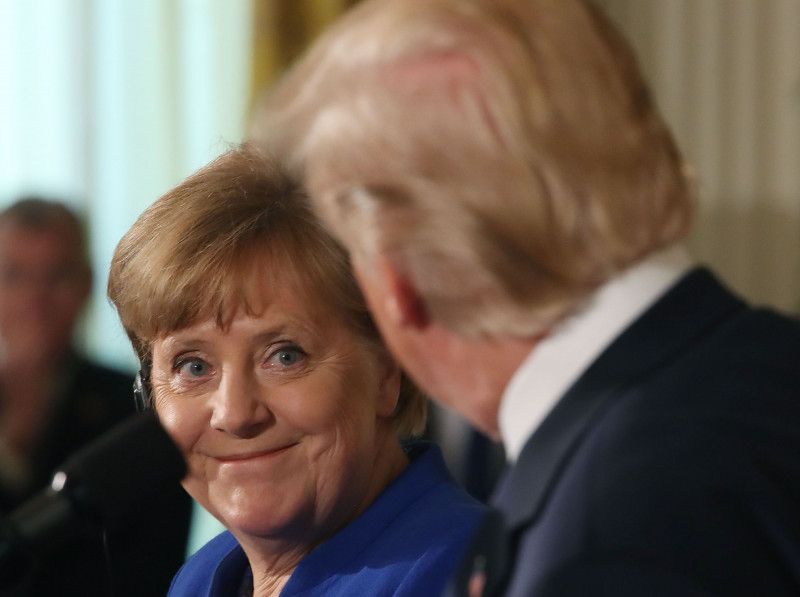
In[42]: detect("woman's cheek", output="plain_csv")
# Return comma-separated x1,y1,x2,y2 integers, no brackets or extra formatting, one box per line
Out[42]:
157,400,208,497
155,398,194,452
273,383,323,426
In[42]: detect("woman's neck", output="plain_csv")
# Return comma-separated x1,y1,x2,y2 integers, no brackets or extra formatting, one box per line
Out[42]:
249,551,303,597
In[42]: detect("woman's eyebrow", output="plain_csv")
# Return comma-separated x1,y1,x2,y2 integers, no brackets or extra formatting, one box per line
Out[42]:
158,335,211,353
250,327,291,347
250,318,323,345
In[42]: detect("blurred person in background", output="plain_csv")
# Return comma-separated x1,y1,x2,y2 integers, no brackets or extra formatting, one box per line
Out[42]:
254,0,800,595
0,197,131,507
0,197,190,596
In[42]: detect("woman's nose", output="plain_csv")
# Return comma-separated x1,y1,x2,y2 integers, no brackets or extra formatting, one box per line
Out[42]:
210,371,271,438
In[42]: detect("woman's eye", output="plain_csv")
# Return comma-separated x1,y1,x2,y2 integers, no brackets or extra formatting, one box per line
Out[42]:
177,358,210,378
269,347,306,368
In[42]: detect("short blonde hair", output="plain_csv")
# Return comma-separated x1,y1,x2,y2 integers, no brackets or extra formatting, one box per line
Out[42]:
254,0,694,338
108,145,425,440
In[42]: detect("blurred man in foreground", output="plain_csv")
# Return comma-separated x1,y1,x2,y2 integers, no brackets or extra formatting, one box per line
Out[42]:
254,0,800,595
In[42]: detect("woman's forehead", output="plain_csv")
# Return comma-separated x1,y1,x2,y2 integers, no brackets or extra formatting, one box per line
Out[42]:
152,286,365,361
235,256,324,309
157,312,316,349
171,260,337,335
143,243,366,355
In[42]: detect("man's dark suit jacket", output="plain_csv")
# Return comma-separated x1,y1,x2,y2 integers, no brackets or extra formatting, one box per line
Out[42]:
453,268,800,596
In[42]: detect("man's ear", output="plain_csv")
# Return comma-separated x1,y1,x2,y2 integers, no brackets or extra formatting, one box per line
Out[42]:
377,256,430,330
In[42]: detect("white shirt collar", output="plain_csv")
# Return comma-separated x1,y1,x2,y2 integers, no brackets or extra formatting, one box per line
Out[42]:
498,245,695,461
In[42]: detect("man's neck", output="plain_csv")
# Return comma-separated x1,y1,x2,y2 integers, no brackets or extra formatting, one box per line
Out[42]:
448,332,541,440
499,245,694,460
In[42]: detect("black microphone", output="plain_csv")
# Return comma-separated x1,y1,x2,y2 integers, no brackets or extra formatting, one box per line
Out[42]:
0,412,186,590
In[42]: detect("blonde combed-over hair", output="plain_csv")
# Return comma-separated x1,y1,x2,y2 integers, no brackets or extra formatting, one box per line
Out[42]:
107,145,426,440
254,0,694,338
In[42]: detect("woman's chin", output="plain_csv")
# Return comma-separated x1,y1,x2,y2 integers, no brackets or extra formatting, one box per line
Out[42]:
212,491,315,543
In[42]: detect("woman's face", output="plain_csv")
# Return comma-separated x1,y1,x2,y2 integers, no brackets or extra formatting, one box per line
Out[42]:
150,269,403,549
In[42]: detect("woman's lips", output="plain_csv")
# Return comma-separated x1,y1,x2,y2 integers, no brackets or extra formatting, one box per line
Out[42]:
214,443,297,463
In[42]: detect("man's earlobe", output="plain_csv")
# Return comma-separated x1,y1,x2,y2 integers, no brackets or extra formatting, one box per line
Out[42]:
381,258,430,330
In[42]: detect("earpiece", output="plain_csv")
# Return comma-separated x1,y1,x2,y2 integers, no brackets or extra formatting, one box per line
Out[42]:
133,362,152,412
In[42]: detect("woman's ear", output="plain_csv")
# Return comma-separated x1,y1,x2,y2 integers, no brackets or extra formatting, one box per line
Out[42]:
374,351,403,419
